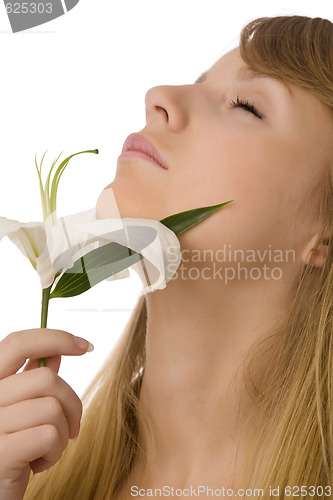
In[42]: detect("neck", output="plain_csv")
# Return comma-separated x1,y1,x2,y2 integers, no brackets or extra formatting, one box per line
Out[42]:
132,257,295,486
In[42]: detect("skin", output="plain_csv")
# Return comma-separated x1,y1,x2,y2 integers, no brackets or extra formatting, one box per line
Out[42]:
96,47,332,495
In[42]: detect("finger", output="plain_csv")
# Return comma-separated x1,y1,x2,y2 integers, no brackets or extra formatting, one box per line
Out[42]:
0,397,69,449
0,329,93,379
0,425,64,476
23,355,62,374
0,368,82,440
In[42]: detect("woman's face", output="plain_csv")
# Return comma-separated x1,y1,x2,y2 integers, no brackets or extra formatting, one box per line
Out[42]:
96,47,332,262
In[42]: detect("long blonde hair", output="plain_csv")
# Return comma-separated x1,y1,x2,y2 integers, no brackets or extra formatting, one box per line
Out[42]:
24,15,333,499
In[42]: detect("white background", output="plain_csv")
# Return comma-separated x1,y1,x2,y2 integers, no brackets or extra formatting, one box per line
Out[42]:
0,0,331,398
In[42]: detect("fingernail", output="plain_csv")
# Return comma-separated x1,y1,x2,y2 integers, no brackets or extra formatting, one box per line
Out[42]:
72,437,78,444
74,336,94,352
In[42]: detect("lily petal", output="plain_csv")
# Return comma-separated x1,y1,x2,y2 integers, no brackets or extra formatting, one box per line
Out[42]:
106,268,130,281
0,217,46,270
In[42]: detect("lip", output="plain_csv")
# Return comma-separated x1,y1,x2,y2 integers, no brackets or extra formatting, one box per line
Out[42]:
119,133,168,170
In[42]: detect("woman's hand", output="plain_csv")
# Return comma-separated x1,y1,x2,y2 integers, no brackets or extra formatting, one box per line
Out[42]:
0,328,93,500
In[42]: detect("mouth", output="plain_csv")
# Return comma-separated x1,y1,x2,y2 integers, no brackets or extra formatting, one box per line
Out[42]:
119,133,168,170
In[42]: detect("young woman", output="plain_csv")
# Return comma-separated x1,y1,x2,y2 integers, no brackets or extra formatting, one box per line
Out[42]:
0,14,332,500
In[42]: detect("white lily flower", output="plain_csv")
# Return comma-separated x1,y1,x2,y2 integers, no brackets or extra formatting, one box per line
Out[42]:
0,187,181,293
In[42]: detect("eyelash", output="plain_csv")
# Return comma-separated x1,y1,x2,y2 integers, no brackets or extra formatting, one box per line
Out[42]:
229,96,263,120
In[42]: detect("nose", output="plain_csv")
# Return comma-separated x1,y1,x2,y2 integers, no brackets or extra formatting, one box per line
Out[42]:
144,85,189,131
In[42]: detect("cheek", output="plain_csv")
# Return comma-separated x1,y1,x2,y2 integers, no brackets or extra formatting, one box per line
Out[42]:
175,133,308,253
216,130,306,208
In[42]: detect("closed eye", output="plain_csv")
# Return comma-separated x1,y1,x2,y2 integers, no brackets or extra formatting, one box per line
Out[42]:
230,96,263,120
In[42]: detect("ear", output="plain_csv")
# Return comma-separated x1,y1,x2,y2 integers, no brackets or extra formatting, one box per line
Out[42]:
302,233,329,268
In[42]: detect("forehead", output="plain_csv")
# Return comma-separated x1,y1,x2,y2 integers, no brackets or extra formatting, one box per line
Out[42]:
195,47,282,89
204,47,245,78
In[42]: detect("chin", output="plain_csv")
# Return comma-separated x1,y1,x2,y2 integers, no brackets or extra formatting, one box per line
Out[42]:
95,185,123,219
95,184,153,220
97,179,170,221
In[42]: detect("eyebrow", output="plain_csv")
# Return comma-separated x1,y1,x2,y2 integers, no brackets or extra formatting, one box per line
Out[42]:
194,67,292,97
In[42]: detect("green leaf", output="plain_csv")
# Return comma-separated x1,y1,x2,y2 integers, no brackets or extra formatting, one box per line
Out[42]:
50,242,144,298
159,200,234,235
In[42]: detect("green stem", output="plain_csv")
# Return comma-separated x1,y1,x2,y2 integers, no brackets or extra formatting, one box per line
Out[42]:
39,284,52,367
